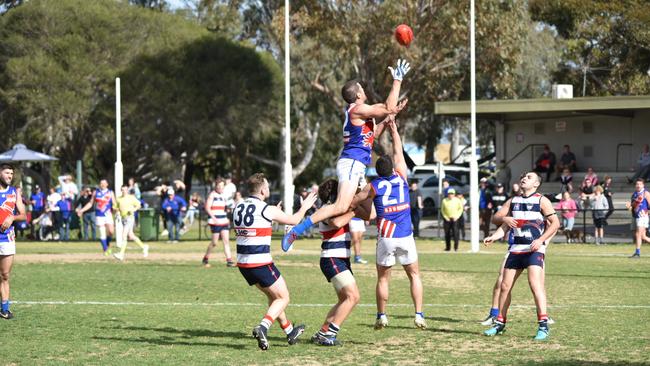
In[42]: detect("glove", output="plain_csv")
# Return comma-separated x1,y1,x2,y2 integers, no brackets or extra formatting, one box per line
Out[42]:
388,59,411,81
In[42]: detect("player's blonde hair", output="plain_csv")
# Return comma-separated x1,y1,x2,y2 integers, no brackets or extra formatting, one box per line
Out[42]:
247,173,267,194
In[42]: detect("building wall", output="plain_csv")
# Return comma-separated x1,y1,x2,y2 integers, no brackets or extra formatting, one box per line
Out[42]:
502,109,650,175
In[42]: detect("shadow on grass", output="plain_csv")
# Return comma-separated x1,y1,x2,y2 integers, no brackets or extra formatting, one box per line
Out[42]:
391,314,462,323
437,268,649,280
96,325,291,348
524,361,650,366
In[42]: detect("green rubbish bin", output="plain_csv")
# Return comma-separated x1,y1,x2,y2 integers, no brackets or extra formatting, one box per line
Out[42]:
139,208,157,241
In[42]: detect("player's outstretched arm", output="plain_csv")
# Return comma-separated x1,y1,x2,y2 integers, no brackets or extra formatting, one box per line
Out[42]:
329,210,356,229
386,59,410,111
387,119,408,178
350,184,375,210
353,198,375,221
77,191,96,216
266,192,318,226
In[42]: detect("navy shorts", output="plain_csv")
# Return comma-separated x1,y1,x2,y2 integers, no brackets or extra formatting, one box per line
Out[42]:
593,218,607,228
238,263,281,288
505,252,545,269
320,257,353,282
210,225,229,234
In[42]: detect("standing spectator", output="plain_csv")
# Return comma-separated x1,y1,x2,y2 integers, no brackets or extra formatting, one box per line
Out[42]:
627,144,650,183
495,160,511,190
582,167,599,188
233,191,243,207
441,179,451,196
184,192,202,228
441,189,463,251
47,187,62,239
409,181,423,237
479,178,493,238
56,196,73,241
589,186,609,245
491,183,508,215
30,185,46,237
128,177,141,200
559,168,574,194
456,192,468,240
601,175,614,219
58,174,79,200
556,192,578,234
162,188,187,243
158,184,169,234
626,178,650,258
76,187,96,241
534,144,556,182
555,145,577,176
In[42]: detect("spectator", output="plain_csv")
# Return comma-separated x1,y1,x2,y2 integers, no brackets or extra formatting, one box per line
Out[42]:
128,177,141,200
158,184,169,233
47,187,62,239
76,187,96,241
56,196,73,241
233,191,243,208
409,181,423,237
589,185,609,245
555,144,577,176
441,188,463,251
491,183,508,215
579,178,595,209
559,168,574,194
627,144,650,183
456,192,468,240
184,191,202,228
534,144,556,182
601,175,614,219
511,182,522,197
162,188,187,243
556,192,578,233
479,178,493,238
581,167,599,188
494,160,511,190
30,185,46,237
58,174,79,200
442,179,451,196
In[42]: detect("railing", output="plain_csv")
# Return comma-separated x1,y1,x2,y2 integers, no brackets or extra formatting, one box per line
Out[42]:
506,143,547,170
616,143,633,172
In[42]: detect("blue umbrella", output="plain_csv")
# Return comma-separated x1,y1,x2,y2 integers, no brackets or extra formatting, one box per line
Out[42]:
0,144,58,162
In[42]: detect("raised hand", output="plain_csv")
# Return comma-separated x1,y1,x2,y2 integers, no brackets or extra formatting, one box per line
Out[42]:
388,59,411,81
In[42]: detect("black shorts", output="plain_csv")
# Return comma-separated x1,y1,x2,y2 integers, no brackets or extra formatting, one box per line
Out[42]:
319,257,352,282
593,218,607,228
505,252,545,269
210,225,229,233
238,263,281,288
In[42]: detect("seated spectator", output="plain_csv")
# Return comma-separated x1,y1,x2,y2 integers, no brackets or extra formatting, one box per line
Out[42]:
556,192,578,231
627,144,650,183
589,186,609,245
559,168,574,194
534,144,556,182
581,167,599,188
556,145,577,176
579,178,595,208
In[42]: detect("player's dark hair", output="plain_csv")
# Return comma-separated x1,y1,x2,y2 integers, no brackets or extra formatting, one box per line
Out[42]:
214,177,225,185
121,184,128,189
376,155,394,177
0,163,14,171
318,179,338,204
342,79,360,104
247,173,266,193
636,178,645,184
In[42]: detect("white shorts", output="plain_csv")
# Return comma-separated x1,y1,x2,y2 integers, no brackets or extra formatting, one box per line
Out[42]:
636,216,649,228
336,158,366,186
376,235,418,267
0,241,16,256
120,216,135,234
96,215,114,226
349,218,366,233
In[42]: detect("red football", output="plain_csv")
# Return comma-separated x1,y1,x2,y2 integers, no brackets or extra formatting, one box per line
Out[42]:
395,24,414,46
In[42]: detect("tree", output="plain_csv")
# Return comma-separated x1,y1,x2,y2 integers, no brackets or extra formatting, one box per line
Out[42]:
530,0,650,96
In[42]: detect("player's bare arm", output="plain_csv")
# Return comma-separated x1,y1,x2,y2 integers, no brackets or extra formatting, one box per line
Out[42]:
483,223,509,246
77,191,97,216
266,192,318,226
350,184,375,209
492,198,517,228
387,120,408,178
353,199,375,221
530,197,560,252
328,210,356,229
1,192,26,231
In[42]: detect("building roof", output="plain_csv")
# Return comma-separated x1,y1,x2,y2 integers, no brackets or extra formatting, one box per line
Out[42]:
434,95,650,120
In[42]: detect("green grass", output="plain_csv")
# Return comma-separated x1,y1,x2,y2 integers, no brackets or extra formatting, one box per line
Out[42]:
2,239,650,365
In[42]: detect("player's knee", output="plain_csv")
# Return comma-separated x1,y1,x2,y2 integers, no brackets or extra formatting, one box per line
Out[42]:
0,271,9,282
499,281,512,293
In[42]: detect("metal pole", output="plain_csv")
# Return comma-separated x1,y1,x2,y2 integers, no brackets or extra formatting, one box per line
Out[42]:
115,77,124,247
283,0,294,215
469,0,480,252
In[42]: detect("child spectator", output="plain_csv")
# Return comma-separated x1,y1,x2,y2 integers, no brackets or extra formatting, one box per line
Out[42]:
589,186,609,245
556,192,578,232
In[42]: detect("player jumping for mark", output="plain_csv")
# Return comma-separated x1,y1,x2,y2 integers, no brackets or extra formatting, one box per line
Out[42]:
282,59,411,251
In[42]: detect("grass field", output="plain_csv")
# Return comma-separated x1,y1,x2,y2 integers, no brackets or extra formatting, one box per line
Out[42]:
2,237,649,365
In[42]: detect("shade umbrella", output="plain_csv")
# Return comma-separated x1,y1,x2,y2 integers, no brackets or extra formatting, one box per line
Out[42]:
0,144,58,162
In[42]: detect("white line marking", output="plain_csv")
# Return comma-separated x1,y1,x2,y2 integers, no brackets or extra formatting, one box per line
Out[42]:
12,301,650,309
